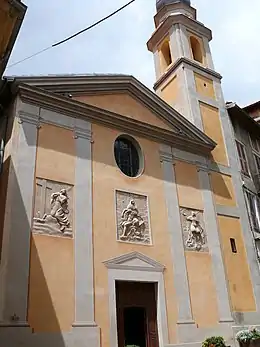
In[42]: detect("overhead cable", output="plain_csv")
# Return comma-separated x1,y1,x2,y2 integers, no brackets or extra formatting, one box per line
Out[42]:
7,0,136,69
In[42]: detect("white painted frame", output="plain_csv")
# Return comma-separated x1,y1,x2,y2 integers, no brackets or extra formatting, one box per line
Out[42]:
104,252,169,347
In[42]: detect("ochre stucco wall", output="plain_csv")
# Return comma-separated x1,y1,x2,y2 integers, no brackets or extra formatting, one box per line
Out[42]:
218,215,256,312
174,160,219,327
175,160,203,210
35,123,75,184
74,93,172,131
28,235,74,332
200,102,228,166
210,172,236,207
159,75,179,107
92,124,177,346
194,73,215,100
186,252,219,327
28,123,75,332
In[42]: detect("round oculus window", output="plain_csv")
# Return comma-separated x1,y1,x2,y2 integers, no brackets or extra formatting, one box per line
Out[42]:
114,136,142,177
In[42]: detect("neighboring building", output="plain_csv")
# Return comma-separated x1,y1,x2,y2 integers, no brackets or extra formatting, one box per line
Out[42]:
0,0,26,77
244,101,260,124
0,1,260,347
227,102,260,258
0,0,26,181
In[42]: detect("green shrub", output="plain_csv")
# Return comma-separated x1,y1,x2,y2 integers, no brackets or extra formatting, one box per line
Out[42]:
202,336,226,347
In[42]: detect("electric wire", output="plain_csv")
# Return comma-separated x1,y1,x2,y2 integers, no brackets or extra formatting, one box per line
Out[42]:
7,0,136,69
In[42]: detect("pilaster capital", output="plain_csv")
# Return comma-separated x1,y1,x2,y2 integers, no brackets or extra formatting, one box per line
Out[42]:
196,161,209,173
73,127,92,141
159,151,174,163
17,111,41,128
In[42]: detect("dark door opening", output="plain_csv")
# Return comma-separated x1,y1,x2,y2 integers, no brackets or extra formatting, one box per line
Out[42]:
124,307,147,347
116,281,159,347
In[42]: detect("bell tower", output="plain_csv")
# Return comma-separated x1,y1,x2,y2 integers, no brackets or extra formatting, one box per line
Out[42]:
148,0,260,337
147,0,228,166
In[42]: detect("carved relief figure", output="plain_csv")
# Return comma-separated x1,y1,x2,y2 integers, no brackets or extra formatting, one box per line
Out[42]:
120,199,145,240
116,191,151,244
181,209,207,252
33,179,73,238
42,189,70,231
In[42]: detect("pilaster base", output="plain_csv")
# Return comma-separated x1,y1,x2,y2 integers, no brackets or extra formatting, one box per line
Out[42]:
0,323,100,347
177,321,234,346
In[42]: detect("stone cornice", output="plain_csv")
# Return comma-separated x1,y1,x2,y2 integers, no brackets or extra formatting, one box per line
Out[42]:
16,83,214,155
147,13,212,52
9,75,216,149
154,57,222,90
154,3,197,28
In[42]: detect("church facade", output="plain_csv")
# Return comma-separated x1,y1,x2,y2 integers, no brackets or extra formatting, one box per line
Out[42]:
0,1,260,347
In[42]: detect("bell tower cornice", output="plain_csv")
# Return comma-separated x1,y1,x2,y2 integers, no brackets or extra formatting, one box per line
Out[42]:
147,14,212,53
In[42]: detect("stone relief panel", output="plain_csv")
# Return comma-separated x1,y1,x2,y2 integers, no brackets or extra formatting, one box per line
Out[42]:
116,190,151,245
33,178,73,238
180,208,208,252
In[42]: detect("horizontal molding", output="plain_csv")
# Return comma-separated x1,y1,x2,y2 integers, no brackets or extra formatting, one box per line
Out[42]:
72,322,98,328
197,94,219,109
208,162,232,176
216,205,240,218
154,57,222,91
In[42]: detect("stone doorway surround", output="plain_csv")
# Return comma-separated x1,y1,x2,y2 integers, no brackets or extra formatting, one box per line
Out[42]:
104,252,169,347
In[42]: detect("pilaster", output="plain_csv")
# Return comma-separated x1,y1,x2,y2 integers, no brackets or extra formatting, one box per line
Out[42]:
160,145,195,332
197,166,233,323
202,36,214,70
0,102,100,346
73,120,96,327
214,81,260,316
0,104,39,324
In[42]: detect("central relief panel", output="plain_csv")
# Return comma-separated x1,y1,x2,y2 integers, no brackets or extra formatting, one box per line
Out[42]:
115,190,151,245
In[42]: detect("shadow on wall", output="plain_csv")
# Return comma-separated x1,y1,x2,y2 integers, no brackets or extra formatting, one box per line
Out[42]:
0,155,69,346
210,171,234,203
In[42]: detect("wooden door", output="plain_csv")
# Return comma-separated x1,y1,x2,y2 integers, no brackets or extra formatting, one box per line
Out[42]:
116,281,159,347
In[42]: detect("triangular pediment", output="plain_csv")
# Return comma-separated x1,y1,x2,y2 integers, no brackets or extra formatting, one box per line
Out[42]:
73,92,175,132
103,252,165,272
12,74,216,155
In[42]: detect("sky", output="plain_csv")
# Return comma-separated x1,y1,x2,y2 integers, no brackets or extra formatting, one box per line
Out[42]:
5,0,260,107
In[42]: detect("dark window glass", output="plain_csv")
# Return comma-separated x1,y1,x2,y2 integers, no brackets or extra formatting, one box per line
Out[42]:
250,135,260,153
254,153,260,174
230,238,237,254
114,137,140,177
246,191,260,232
236,140,250,176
